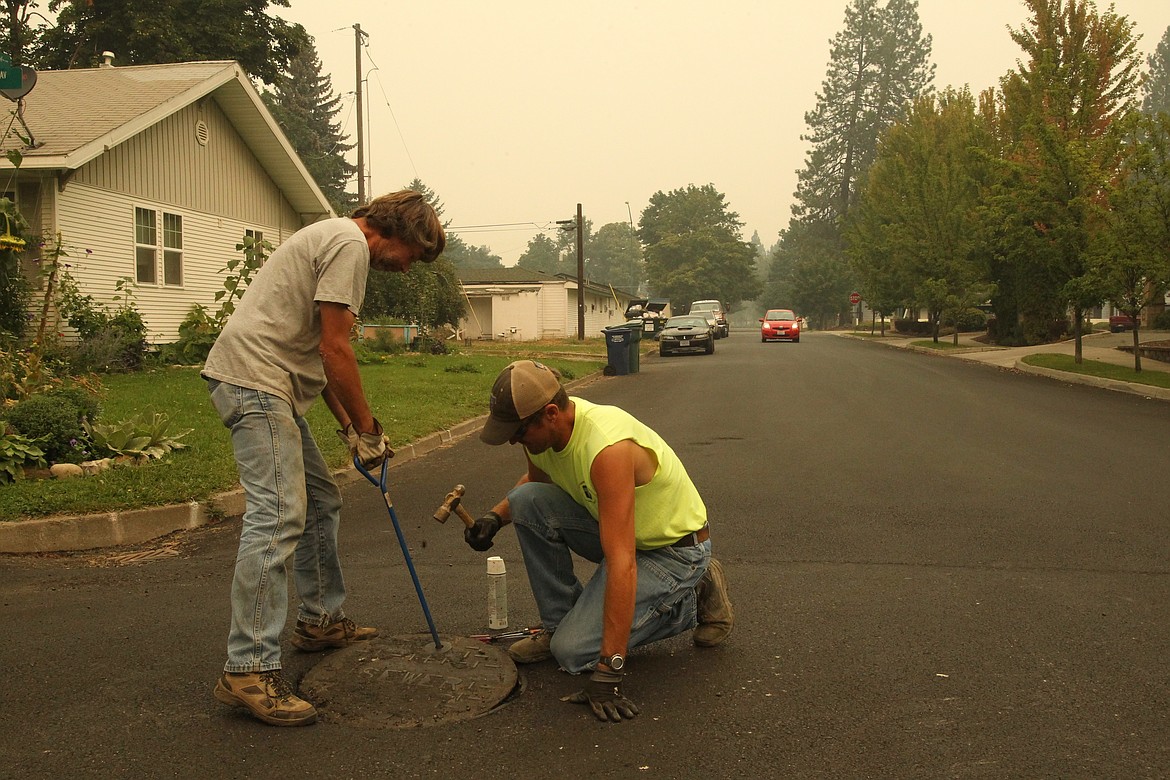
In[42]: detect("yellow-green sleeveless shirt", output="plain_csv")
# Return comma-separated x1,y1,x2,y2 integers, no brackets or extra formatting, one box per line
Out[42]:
527,398,707,549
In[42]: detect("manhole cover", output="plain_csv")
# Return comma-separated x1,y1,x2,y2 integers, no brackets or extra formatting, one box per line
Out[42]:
301,634,518,728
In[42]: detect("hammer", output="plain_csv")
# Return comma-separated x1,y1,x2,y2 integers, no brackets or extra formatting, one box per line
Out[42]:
433,484,476,529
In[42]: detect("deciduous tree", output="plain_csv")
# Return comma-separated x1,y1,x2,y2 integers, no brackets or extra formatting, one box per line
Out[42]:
35,0,307,86
639,184,759,312
989,0,1141,355
848,89,995,342
585,222,642,294
1143,24,1170,116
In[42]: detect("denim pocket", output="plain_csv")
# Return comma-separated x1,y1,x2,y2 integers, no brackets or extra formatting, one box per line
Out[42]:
208,379,243,427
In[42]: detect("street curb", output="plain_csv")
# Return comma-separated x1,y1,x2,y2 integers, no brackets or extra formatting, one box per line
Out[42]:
839,332,1170,402
1011,359,1170,402
0,371,603,555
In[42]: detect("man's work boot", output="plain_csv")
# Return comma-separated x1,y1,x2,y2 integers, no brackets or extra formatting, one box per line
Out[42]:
507,629,554,664
693,557,734,647
213,670,317,727
290,617,379,652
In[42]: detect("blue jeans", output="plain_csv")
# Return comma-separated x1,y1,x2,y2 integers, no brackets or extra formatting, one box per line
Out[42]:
508,481,710,673
208,380,348,673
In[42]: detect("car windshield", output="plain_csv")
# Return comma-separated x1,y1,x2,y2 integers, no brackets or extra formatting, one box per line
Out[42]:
667,317,708,328
691,303,719,312
766,310,795,321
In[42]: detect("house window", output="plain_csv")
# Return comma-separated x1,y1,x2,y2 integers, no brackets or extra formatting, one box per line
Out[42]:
245,228,263,243
135,207,183,286
163,213,183,286
135,207,157,284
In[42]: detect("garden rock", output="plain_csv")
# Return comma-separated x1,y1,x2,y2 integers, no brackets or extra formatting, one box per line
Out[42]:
50,463,84,480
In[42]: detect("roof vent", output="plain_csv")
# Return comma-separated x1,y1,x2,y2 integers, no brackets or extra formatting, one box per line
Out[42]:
100,51,115,68
195,120,209,147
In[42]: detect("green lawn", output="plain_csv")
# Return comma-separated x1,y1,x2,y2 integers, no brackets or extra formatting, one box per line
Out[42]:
1,347,606,522
1022,353,1170,389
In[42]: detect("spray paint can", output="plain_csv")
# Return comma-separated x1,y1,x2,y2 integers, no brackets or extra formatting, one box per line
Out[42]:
487,555,508,630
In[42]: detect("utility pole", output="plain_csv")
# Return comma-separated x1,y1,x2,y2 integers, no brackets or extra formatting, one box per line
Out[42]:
576,203,584,340
354,23,368,204
557,206,586,340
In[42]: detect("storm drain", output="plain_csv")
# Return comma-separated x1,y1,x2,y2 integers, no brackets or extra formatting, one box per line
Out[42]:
301,634,518,728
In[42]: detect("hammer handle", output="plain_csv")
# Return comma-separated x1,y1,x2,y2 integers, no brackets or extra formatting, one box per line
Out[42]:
454,504,476,529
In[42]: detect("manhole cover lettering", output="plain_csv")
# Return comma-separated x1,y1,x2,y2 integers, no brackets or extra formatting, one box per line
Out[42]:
302,634,518,728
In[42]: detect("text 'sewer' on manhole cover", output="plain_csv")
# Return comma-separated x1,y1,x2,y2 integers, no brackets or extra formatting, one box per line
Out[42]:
302,634,518,729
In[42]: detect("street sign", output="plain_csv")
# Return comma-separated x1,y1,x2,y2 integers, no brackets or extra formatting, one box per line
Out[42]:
0,56,22,90
849,292,861,305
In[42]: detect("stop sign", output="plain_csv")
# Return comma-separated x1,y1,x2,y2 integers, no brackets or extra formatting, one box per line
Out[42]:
849,292,861,304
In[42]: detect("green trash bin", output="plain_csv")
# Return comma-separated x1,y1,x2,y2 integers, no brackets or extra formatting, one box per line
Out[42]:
623,320,643,374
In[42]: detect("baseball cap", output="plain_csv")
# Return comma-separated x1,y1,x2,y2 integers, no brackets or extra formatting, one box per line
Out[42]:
480,360,563,445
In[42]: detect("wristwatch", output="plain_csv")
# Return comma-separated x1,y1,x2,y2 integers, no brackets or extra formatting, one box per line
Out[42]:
599,653,625,671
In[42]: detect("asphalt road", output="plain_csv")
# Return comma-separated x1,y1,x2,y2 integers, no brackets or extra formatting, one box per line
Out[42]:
2,332,1168,779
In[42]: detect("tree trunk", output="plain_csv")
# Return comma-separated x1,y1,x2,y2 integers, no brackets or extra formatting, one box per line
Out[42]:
1073,306,1083,364
1132,324,1142,373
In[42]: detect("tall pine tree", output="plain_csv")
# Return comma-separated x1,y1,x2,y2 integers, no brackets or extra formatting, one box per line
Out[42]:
262,40,357,216
783,0,933,324
794,0,934,224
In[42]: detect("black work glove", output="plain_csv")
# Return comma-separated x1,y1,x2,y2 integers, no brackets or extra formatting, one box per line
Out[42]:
464,511,502,551
561,668,640,723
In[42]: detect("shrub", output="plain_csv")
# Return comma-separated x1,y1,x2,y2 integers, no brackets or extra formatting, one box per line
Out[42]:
84,412,190,460
365,328,407,355
4,393,88,463
951,308,989,333
158,305,221,365
0,429,46,484
1153,310,1170,331
893,319,934,335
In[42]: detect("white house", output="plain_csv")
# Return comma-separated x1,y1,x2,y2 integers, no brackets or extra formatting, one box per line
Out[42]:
1,59,332,343
456,267,637,341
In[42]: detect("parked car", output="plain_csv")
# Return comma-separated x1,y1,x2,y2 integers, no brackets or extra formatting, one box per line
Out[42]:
760,308,800,342
689,300,729,338
1109,313,1135,333
658,315,716,356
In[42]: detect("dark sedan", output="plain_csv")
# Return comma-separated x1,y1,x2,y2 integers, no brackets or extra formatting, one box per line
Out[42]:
658,315,715,356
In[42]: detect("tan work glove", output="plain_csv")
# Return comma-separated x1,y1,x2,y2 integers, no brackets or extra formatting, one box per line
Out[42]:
337,419,393,468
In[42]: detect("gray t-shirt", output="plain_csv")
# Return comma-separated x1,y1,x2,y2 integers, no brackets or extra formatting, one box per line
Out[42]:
202,218,369,416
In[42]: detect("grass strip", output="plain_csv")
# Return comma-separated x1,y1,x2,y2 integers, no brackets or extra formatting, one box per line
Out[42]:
1,350,604,522
1022,353,1170,389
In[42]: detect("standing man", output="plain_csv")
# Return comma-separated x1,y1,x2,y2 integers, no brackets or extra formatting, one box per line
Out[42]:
203,191,445,727
466,360,734,723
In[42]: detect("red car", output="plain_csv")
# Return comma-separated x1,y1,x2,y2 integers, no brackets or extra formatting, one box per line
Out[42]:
760,309,800,342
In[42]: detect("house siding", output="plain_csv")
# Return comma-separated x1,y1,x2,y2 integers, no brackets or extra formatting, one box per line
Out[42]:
53,100,306,343
73,100,299,232
56,182,290,342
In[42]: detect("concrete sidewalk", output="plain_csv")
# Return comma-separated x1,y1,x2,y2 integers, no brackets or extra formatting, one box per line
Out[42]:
841,327,1170,401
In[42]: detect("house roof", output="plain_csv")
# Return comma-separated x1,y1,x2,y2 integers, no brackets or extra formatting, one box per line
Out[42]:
0,60,331,218
457,267,563,285
456,266,636,299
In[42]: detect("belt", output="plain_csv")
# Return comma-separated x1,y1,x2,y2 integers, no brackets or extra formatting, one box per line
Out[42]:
669,523,710,548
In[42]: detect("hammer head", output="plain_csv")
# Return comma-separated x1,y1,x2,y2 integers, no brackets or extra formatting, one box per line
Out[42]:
433,484,467,524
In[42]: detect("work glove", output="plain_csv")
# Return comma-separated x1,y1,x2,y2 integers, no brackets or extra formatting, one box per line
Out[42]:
561,668,640,723
464,511,502,551
337,419,393,468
